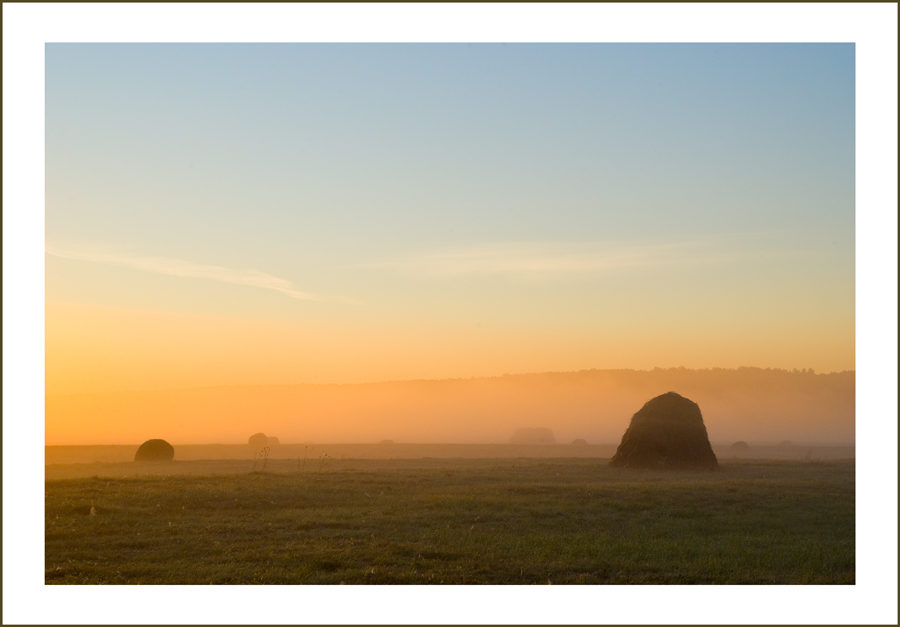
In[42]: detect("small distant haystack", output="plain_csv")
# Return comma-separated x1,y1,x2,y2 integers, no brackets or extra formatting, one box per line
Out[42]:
609,392,718,470
267,436,280,446
134,439,175,462
248,433,268,447
731,440,749,453
510,428,556,444
572,438,588,446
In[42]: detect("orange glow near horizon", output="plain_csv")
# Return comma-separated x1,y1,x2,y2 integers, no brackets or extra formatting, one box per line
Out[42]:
46,301,854,447
45,365,855,447
46,300,853,396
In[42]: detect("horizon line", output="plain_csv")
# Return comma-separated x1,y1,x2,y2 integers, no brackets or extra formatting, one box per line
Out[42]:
45,441,857,447
46,365,855,396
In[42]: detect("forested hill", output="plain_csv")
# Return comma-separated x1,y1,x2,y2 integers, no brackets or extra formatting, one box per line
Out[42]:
47,367,854,446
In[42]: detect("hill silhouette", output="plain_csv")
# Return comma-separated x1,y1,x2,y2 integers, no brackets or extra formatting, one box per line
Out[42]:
46,367,854,446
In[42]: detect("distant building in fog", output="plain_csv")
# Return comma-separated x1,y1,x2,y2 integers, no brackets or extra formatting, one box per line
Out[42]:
510,428,555,444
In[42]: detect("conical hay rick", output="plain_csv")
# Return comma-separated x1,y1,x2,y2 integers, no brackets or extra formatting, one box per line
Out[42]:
609,392,718,470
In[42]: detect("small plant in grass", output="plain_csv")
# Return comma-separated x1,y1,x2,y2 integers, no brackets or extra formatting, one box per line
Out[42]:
251,447,270,472
318,453,331,474
299,446,311,473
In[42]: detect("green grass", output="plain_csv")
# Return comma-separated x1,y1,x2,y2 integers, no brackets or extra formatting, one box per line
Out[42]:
45,458,854,584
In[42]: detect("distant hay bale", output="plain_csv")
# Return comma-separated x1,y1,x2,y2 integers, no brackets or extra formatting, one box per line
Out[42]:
609,392,718,470
572,438,588,445
731,440,749,452
248,433,268,447
134,439,175,462
267,436,280,446
510,428,556,444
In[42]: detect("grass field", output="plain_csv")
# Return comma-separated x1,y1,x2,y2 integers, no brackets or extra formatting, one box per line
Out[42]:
45,457,854,585
45,458,855,584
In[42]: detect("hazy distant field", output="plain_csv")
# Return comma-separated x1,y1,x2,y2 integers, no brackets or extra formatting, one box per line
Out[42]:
46,454,854,585
45,441,854,470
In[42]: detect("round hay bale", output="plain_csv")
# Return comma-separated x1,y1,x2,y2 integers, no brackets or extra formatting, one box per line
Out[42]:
267,436,280,446
609,392,718,470
572,438,588,445
248,433,268,447
134,439,174,462
731,440,749,452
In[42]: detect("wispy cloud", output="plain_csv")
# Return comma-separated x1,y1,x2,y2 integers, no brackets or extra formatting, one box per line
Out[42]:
358,237,775,278
46,245,326,301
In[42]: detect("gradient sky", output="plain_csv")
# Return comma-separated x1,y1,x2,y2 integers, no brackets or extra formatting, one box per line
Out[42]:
45,43,855,394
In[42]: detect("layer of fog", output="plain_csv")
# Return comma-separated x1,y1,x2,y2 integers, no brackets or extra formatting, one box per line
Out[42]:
46,367,854,447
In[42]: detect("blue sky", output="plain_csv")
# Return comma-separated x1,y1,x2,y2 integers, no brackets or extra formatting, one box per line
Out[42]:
45,43,856,384
47,43,854,249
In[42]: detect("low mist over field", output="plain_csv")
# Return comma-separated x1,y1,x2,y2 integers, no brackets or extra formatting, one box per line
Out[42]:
46,367,853,446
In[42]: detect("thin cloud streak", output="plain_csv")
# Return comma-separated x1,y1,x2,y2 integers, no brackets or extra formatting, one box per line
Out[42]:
46,245,324,301
360,237,773,278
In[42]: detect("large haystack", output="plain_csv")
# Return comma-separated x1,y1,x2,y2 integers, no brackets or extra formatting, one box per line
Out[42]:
248,433,268,447
609,392,718,470
134,439,174,462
